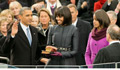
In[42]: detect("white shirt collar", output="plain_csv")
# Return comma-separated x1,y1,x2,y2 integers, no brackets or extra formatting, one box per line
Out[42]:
72,18,78,26
20,22,30,35
49,2,56,8
109,41,120,45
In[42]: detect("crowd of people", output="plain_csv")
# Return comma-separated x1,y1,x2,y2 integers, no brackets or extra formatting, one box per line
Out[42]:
0,0,120,68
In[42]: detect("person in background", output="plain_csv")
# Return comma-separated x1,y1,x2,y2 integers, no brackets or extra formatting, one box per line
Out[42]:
36,8,55,53
88,0,98,12
70,0,79,6
102,0,120,27
107,11,117,25
114,2,120,27
0,9,14,24
0,17,9,38
77,0,88,11
86,0,98,27
46,0,62,16
9,1,22,19
0,9,15,33
31,0,46,14
0,17,9,61
85,9,110,68
67,4,91,65
77,0,88,16
35,8,55,65
93,24,120,68
77,0,93,27
0,0,16,10
31,14,39,27
94,0,106,12
102,0,118,11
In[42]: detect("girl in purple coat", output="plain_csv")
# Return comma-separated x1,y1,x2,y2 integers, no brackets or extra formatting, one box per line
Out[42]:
85,9,110,67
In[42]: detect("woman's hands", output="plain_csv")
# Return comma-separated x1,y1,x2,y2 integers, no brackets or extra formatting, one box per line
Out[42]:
46,46,62,56
46,46,58,52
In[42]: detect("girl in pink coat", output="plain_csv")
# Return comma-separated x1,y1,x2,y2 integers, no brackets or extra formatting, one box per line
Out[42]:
85,9,110,68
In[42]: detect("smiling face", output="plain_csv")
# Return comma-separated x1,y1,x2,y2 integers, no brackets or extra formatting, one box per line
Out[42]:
93,14,100,28
56,16,64,25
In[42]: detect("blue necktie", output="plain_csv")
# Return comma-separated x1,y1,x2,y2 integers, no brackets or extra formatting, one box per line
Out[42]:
26,28,32,46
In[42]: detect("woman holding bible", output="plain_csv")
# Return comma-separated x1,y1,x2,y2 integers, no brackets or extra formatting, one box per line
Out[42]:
46,6,79,66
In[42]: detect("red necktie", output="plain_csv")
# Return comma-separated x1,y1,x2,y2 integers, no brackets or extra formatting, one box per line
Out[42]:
52,6,54,8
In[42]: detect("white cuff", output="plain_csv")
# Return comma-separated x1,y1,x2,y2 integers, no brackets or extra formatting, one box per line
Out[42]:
108,3,111,6
11,35,15,38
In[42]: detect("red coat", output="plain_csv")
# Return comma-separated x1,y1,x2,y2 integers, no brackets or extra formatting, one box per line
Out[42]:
94,0,106,12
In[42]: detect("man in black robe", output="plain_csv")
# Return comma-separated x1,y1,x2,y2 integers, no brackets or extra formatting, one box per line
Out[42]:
93,24,120,68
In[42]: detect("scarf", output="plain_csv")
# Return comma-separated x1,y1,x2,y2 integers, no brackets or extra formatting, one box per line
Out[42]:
92,28,107,41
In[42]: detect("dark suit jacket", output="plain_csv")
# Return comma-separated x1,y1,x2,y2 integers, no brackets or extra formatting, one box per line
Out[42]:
75,18,91,65
77,0,88,10
1,23,42,65
0,0,9,10
77,0,89,17
102,0,118,11
93,42,120,68
77,0,93,27
17,0,32,7
0,33,9,57
59,0,71,6
88,0,98,12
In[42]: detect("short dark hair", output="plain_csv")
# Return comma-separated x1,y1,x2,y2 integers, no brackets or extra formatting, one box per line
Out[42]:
107,24,120,40
19,7,31,15
94,9,110,28
55,6,72,26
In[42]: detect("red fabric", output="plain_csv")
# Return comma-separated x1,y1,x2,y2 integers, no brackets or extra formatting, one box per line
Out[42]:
51,5,54,8
51,52,62,56
92,28,107,41
94,0,106,12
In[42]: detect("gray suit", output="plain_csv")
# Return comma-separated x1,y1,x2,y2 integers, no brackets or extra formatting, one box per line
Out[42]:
47,24,79,65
